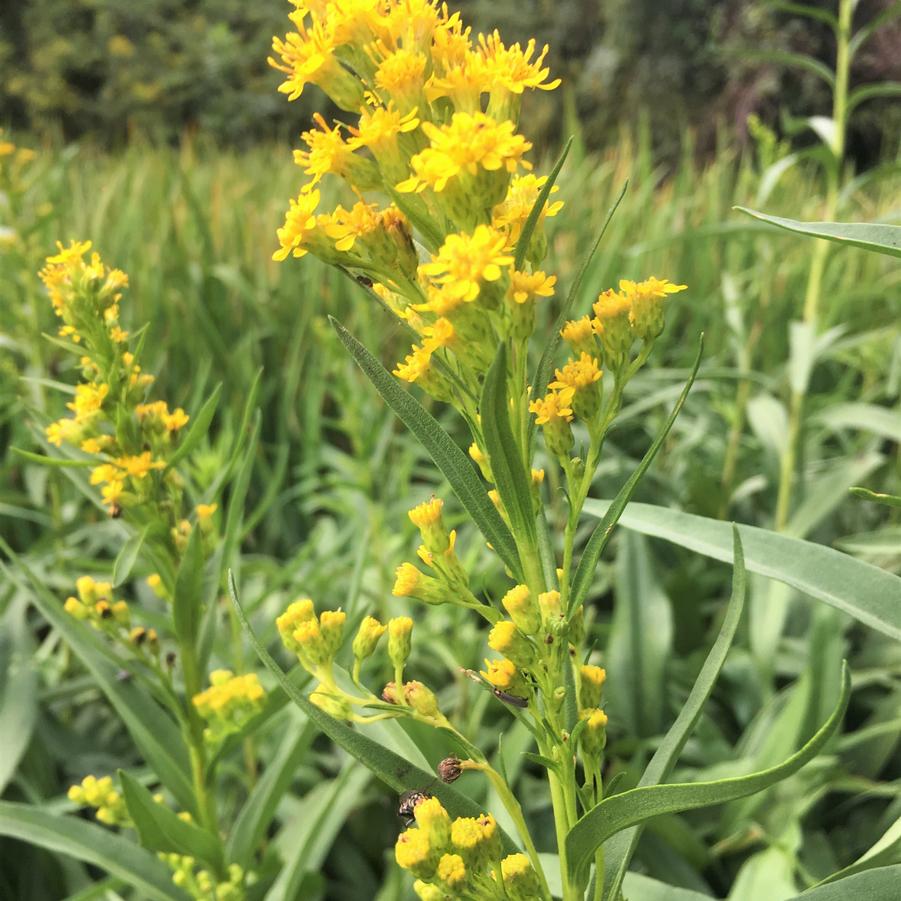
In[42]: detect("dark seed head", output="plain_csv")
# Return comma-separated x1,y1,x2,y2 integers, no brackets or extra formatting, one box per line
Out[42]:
437,757,462,783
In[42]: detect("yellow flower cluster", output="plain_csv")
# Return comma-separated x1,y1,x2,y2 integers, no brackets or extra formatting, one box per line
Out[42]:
40,242,190,516
530,276,687,456
396,796,540,900
270,0,564,401
67,775,130,827
162,854,245,901
392,497,483,613
191,670,266,745
63,575,130,633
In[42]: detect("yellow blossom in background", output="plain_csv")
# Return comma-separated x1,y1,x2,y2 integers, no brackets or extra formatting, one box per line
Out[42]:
192,670,266,745
67,775,130,827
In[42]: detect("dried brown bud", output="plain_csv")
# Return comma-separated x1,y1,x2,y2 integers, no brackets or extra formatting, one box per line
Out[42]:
437,757,462,783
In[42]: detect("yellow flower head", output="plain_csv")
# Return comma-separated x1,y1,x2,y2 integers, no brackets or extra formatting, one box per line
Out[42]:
293,113,355,188
493,173,564,244
488,620,535,668
529,388,574,426
481,657,520,692
477,31,561,95
388,616,414,668
408,497,443,528
192,671,266,744
374,44,428,110
501,584,541,635
319,200,381,252
551,353,602,393
436,852,467,887
348,102,420,158
395,827,437,878
273,189,321,261
414,796,452,848
509,269,556,305
397,112,531,194
420,226,513,302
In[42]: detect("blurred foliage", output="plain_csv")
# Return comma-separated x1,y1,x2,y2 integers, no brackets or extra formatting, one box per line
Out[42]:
2,0,901,162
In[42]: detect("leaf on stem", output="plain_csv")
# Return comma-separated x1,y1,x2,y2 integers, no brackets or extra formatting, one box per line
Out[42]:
565,660,851,884
331,318,522,580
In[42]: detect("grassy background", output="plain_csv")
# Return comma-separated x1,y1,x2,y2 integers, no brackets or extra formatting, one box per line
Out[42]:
2,120,900,898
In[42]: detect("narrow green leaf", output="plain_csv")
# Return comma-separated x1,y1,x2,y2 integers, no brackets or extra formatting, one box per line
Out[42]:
173,525,204,651
226,714,317,868
791,866,901,899
813,817,901,886
602,528,747,900
166,383,221,470
0,545,195,812
768,1,837,28
514,137,572,270
850,487,901,510
0,601,37,794
849,3,901,58
228,572,515,847
735,208,901,259
331,318,522,579
582,502,901,640
738,50,835,87
566,662,851,883
113,526,149,587
481,343,537,550
11,447,93,468
847,82,901,115
530,181,628,437
120,771,224,871
0,801,186,901
569,335,703,613
620,872,716,901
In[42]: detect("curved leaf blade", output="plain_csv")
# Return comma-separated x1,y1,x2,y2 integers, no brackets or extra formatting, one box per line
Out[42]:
569,334,702,612
566,662,851,883
166,383,221,471
602,527,747,900
0,801,187,901
582,502,901,640
120,771,224,871
791,866,901,900
734,208,901,259
331,318,521,579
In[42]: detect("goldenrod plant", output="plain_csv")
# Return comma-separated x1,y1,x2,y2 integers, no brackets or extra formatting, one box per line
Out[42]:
4,3,901,901
232,3,854,900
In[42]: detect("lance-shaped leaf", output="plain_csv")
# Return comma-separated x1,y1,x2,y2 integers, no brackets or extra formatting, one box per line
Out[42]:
0,801,187,901
166,383,221,470
789,866,901,900
582,502,901,641
229,572,516,849
602,527,747,900
735,208,901,259
481,343,538,554
331,318,522,579
568,334,703,613
120,771,224,872
566,662,851,884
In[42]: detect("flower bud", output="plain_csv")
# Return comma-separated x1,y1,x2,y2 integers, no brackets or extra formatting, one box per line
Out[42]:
481,658,527,699
538,590,563,628
276,598,316,653
404,680,441,719
310,686,352,720
413,880,444,901
580,707,608,755
319,609,346,657
501,853,542,901
414,796,452,849
388,616,414,669
436,852,467,890
393,562,447,605
501,584,541,635
580,664,607,708
487,620,535,668
352,615,386,662
409,498,452,555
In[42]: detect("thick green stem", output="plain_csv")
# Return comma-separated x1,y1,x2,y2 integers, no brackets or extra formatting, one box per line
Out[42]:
775,0,851,529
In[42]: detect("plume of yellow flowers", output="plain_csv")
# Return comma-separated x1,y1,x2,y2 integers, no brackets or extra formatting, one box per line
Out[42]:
270,0,566,404
39,241,196,522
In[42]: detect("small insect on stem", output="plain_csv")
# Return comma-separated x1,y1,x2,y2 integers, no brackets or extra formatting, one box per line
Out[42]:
493,688,529,708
